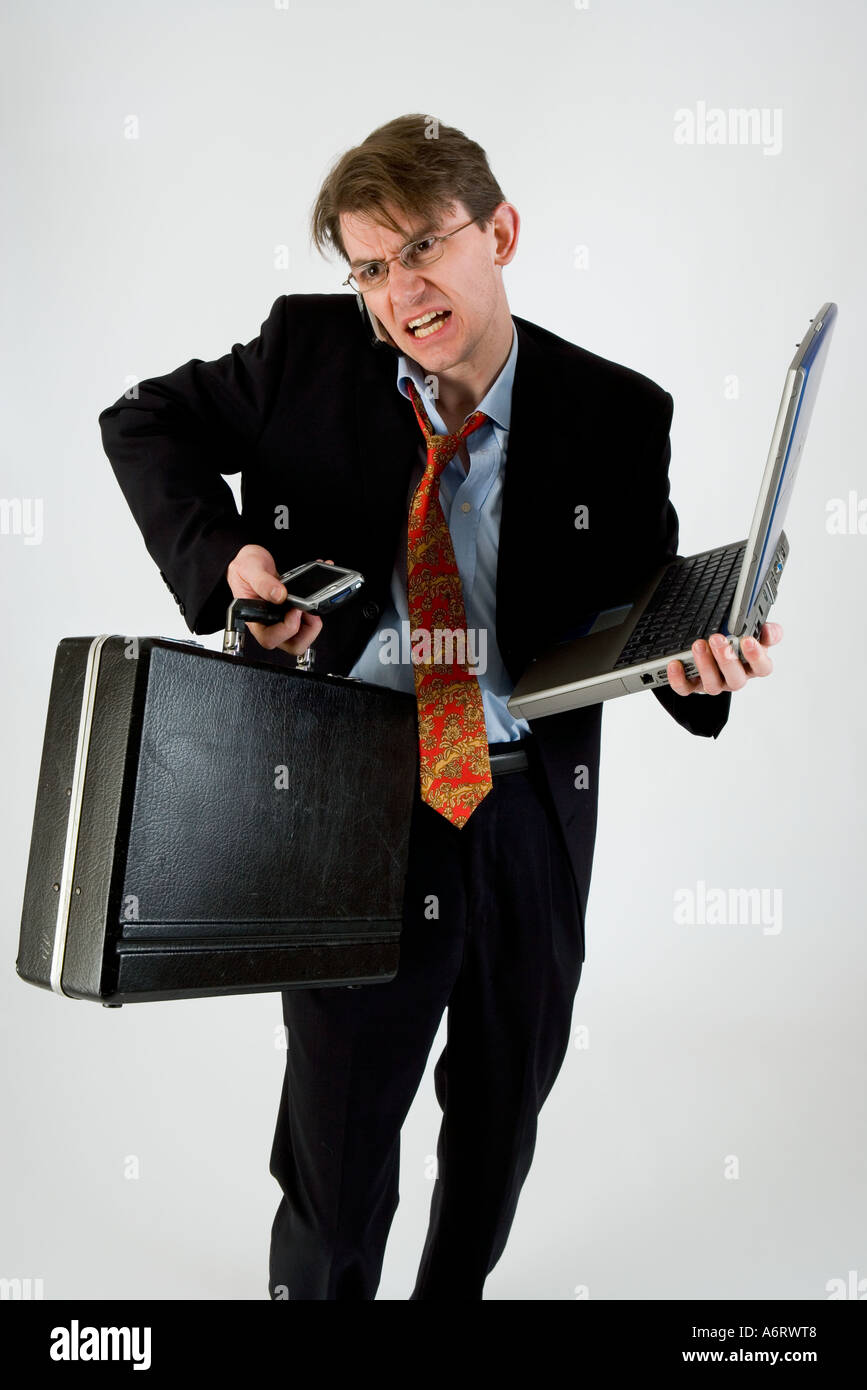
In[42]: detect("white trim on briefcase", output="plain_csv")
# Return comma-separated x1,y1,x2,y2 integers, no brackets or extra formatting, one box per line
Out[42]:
50,634,111,997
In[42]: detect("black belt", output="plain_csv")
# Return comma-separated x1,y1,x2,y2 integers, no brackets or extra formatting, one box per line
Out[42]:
487,737,531,776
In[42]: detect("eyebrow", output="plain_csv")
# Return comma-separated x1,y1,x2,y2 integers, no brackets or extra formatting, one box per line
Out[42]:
348,224,438,270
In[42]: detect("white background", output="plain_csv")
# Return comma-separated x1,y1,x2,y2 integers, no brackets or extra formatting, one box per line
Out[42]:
2,0,864,1300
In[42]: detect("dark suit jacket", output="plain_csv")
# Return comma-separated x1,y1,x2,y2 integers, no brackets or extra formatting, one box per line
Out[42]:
98,293,731,960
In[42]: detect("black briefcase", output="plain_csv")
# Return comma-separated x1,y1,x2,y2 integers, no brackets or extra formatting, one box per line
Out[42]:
17,600,419,1006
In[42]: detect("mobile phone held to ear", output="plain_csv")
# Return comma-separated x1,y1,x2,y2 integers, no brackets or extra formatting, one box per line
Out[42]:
356,291,398,348
277,560,365,614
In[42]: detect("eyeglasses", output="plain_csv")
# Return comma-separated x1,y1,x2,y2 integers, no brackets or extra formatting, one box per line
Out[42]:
341,218,478,294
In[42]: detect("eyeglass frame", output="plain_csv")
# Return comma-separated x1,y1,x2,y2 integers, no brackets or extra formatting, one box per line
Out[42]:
340,217,479,294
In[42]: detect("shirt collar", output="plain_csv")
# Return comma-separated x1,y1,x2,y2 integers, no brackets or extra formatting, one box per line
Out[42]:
395,320,518,438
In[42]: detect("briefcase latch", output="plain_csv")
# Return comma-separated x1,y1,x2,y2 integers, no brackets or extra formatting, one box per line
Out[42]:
222,596,315,671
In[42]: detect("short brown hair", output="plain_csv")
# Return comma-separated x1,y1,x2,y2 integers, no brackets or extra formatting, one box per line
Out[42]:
310,113,506,263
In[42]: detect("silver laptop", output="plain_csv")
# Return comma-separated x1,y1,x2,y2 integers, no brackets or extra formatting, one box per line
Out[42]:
508,302,838,720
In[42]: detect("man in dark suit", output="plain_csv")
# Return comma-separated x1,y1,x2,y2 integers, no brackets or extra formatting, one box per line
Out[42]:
98,114,781,1300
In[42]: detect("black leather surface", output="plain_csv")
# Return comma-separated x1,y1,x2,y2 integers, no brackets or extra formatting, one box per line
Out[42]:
17,636,418,1003
114,937,401,1003
121,642,416,925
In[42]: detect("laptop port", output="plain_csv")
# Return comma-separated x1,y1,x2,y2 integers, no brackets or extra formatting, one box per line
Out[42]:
640,673,654,685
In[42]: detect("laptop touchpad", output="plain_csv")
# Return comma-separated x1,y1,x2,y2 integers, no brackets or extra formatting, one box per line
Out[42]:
555,603,633,645
587,603,633,635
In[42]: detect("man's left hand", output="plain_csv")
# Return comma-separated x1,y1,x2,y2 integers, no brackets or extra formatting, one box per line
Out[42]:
667,622,783,695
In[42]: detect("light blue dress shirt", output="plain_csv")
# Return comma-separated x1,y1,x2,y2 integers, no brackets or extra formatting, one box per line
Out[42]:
348,321,531,744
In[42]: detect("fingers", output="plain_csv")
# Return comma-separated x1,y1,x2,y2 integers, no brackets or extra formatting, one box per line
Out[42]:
757,621,783,647
271,561,331,651
702,635,748,691
248,607,321,652
666,616,782,696
668,637,742,695
255,566,286,603
277,609,323,655
668,628,776,696
740,633,774,677
226,544,287,602
247,607,300,645
231,554,334,653
667,658,701,696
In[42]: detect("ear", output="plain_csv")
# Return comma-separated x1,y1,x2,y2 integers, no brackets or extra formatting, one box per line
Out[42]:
491,202,520,267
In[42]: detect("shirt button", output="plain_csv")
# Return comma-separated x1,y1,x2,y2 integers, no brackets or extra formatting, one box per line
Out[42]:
460,502,471,512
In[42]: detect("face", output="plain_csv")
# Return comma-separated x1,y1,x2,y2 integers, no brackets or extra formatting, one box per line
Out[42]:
339,199,519,376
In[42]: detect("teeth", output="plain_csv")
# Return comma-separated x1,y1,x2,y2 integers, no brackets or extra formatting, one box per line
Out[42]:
408,309,449,336
414,319,448,339
408,310,442,328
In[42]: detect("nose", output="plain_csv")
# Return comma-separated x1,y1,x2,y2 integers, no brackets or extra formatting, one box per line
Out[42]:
387,259,431,312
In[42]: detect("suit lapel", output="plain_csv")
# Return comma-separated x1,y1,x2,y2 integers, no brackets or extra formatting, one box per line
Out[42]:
496,318,569,682
354,337,420,563
497,317,619,683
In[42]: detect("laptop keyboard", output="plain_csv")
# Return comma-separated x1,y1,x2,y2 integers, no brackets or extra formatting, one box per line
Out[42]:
613,541,747,669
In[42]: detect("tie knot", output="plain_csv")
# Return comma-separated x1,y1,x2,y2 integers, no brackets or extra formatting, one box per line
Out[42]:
406,379,488,472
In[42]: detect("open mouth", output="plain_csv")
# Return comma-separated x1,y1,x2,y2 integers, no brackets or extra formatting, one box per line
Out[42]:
406,309,452,340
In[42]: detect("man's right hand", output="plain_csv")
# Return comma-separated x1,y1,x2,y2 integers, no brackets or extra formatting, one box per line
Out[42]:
226,544,329,657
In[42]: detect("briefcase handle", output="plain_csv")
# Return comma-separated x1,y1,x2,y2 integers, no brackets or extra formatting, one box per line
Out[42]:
221,596,314,670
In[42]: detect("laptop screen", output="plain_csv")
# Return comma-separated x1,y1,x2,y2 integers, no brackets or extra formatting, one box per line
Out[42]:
731,302,837,629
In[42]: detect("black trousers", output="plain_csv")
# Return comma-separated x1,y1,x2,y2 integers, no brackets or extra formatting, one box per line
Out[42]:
267,736,585,1300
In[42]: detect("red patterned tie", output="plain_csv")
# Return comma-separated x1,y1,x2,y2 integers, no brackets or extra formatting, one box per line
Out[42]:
405,379,492,828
